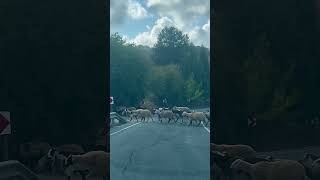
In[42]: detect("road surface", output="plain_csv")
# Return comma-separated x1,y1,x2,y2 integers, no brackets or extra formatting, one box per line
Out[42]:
110,115,210,180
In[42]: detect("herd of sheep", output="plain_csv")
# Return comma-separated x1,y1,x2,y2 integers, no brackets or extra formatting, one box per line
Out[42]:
120,106,210,126
211,143,320,180
16,142,109,180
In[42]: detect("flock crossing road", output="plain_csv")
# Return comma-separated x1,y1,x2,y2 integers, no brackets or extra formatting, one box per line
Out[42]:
110,115,210,180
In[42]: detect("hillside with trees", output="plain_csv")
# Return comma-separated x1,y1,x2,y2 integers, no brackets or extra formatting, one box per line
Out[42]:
110,26,210,109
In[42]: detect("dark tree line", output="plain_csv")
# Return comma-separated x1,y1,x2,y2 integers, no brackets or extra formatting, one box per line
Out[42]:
212,0,319,150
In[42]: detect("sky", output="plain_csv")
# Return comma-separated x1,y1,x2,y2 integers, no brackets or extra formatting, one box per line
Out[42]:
110,0,210,49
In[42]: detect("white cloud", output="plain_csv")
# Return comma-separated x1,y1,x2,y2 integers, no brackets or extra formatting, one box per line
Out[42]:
129,17,176,47
187,19,210,48
128,0,149,20
110,0,129,26
147,0,181,7
146,0,209,30
111,0,149,26
128,17,210,48
146,25,150,30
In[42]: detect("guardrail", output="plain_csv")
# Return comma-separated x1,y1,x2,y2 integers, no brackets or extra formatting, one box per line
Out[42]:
110,112,127,126
0,160,40,180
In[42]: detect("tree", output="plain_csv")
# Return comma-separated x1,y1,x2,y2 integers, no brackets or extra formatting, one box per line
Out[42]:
185,74,205,105
153,26,191,65
110,33,150,106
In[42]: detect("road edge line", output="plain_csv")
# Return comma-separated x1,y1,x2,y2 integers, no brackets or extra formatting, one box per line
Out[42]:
201,121,210,133
110,122,142,136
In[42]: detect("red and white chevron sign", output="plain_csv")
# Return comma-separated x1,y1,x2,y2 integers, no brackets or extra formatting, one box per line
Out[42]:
0,112,10,135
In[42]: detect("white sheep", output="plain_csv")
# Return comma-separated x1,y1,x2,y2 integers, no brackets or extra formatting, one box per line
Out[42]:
128,109,142,121
182,112,207,126
211,150,271,180
36,144,84,175
173,106,192,113
155,109,177,123
231,158,308,180
136,109,153,122
64,151,109,180
211,143,256,158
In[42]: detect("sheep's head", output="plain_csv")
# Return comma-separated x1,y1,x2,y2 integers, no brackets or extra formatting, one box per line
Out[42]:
47,148,57,160
64,155,73,168
35,154,51,173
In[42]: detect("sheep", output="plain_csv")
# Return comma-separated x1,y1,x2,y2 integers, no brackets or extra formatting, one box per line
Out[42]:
172,106,192,113
299,153,320,180
230,158,308,180
48,148,69,175
204,112,210,126
211,151,272,180
130,109,153,122
171,108,186,123
121,109,129,117
182,112,207,126
36,144,84,174
155,109,177,123
211,143,257,158
19,142,51,170
36,148,89,179
136,109,154,122
64,151,109,180
128,109,142,121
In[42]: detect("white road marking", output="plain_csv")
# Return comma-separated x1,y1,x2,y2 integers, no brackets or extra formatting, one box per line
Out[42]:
110,122,142,136
201,121,210,133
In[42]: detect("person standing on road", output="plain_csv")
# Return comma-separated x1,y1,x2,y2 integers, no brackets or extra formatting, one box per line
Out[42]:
163,98,168,108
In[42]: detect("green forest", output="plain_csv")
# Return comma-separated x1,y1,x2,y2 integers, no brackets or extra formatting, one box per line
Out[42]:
110,26,210,109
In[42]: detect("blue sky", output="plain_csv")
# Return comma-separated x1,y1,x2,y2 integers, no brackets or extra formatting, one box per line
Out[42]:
110,0,210,48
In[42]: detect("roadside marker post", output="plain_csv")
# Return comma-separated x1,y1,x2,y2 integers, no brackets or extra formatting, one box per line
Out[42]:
0,112,10,161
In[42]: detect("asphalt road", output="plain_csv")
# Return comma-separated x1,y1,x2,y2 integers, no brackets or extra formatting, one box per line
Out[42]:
110,116,210,180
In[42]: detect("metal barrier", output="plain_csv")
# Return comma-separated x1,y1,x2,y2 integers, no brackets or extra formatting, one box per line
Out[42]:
110,112,127,126
0,160,40,180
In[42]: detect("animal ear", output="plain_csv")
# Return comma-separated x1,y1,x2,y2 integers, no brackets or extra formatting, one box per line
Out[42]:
305,153,319,161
